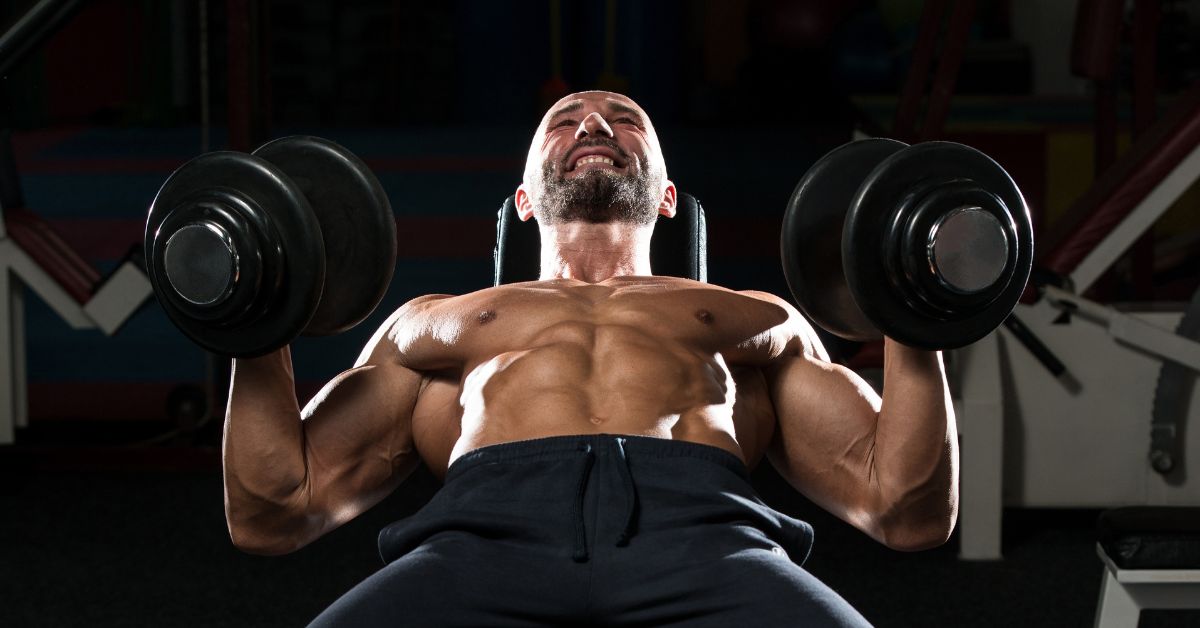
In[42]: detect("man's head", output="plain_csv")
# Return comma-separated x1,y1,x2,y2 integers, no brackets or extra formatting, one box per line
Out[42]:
516,91,676,227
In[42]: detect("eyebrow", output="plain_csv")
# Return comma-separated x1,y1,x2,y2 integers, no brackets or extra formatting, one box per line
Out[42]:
546,100,646,127
607,101,644,124
547,101,583,123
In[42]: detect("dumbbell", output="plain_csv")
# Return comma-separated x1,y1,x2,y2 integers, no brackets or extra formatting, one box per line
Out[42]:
144,136,397,358
780,139,1033,350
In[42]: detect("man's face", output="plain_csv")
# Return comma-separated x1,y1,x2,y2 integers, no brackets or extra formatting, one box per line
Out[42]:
518,92,674,226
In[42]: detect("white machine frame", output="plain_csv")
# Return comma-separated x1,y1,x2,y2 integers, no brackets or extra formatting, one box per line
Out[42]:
954,142,1200,560
0,209,152,444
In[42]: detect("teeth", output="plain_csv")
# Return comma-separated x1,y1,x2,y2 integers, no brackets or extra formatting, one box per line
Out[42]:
574,155,615,169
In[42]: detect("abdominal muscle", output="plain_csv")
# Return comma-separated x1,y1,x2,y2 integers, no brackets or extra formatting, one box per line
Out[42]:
443,323,744,468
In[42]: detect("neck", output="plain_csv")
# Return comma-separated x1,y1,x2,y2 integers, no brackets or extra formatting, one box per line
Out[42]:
538,221,654,283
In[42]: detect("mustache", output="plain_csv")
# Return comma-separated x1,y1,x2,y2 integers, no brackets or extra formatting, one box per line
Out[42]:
561,138,629,171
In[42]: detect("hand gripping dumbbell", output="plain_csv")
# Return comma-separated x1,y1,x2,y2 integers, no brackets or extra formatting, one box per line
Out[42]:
780,139,1034,350
144,136,397,358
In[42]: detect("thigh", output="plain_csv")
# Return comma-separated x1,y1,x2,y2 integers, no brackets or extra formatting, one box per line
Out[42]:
605,531,873,628
689,546,874,628
308,533,581,628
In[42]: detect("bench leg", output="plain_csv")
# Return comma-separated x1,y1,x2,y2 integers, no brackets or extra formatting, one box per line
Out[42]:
1094,570,1141,628
12,276,25,429
0,267,12,444
958,331,1005,560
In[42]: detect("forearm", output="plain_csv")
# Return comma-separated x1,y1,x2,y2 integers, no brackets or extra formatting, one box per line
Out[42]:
872,337,959,547
222,347,310,551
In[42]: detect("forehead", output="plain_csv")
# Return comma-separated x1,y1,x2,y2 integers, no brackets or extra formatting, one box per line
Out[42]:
541,92,648,127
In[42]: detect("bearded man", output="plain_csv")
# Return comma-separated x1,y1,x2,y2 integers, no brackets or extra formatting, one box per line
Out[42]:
223,91,957,627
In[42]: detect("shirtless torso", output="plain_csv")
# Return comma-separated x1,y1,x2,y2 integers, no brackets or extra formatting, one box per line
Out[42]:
222,90,956,559
398,275,809,477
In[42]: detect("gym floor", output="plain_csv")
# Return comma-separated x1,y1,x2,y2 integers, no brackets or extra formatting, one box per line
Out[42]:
3,448,1198,628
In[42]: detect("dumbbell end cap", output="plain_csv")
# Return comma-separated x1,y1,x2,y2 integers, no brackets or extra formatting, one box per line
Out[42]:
162,222,238,306
930,207,1011,294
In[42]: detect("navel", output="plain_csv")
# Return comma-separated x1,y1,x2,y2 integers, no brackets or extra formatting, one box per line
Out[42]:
695,309,714,325
478,310,497,325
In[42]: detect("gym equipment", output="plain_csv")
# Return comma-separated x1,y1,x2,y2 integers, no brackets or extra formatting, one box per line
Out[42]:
252,136,396,336
144,136,396,358
1,148,153,445
955,82,1200,560
1093,507,1200,627
781,138,1033,351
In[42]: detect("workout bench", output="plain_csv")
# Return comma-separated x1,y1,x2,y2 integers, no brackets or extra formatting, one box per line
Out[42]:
1093,507,1200,627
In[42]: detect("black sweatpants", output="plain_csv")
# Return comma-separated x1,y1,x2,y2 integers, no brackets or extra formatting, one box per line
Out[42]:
309,434,872,627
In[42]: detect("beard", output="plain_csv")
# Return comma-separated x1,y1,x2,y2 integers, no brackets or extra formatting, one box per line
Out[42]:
532,154,661,227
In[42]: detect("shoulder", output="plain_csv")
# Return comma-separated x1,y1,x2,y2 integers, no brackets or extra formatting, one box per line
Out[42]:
354,293,463,368
735,289,831,363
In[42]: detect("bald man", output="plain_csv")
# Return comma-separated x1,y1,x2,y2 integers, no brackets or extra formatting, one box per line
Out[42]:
224,91,958,627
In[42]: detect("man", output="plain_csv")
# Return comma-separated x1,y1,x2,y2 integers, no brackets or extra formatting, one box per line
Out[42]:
223,91,958,627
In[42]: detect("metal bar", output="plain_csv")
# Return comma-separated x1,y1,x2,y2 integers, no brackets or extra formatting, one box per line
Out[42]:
0,0,85,79
1002,313,1066,377
226,0,253,151
918,0,976,141
1130,0,1161,300
1043,285,1200,372
891,0,946,142
0,238,94,329
258,0,272,135
11,277,24,429
1071,142,1200,294
0,266,13,443
199,0,210,152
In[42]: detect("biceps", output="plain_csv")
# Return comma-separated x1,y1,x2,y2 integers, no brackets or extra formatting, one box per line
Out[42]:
765,355,882,513
299,362,422,516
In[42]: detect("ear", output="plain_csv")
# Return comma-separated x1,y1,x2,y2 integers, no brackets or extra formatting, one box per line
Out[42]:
515,184,535,222
657,180,677,218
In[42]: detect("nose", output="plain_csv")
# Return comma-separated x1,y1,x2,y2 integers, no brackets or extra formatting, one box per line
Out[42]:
575,112,614,140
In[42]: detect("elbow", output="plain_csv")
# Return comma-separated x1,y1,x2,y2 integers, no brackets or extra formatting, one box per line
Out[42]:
874,495,958,552
880,520,955,552
227,520,307,556
223,473,315,555
226,507,315,556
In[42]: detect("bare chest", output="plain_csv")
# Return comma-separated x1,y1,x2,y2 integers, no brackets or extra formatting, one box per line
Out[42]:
453,279,786,363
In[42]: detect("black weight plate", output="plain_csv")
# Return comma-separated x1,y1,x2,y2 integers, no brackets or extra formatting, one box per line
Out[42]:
146,151,326,357
254,136,397,335
846,141,1033,350
781,138,907,341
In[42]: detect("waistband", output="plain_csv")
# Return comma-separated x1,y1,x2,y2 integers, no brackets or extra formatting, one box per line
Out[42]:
444,433,749,484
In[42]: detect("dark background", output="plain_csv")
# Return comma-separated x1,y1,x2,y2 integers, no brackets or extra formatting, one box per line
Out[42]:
1,0,1198,626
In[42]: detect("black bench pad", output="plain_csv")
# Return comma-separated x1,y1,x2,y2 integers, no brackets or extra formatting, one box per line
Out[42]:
1098,507,1200,570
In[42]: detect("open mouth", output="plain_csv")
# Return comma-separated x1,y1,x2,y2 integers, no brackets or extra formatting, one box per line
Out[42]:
565,146,627,173
573,155,617,169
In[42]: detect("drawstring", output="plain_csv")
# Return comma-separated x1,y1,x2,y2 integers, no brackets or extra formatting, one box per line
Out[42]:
613,437,639,547
568,437,640,563
571,443,596,563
